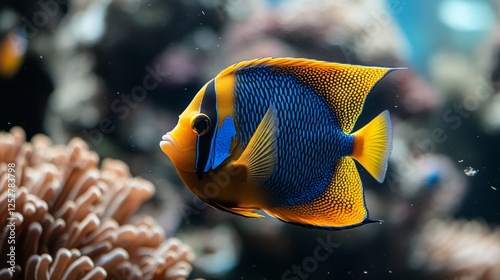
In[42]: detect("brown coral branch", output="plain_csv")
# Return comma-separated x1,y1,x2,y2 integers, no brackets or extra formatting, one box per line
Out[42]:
0,127,194,279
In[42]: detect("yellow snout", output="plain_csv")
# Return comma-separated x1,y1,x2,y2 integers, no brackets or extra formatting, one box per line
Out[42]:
160,124,197,173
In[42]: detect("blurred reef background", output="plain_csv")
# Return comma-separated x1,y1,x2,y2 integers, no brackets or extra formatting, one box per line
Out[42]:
1,0,500,279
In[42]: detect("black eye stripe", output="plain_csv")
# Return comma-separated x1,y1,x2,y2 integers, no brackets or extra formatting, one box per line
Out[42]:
195,80,218,179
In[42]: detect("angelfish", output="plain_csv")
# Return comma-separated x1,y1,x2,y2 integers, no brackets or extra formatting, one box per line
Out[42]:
160,57,397,230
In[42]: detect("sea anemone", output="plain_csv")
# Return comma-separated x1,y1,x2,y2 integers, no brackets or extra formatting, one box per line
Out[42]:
0,127,194,280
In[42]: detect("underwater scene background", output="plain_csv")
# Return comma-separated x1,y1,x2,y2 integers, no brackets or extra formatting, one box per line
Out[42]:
0,0,499,279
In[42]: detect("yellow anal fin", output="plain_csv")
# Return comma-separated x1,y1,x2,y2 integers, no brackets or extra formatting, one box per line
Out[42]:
351,110,392,183
233,106,277,183
265,157,370,229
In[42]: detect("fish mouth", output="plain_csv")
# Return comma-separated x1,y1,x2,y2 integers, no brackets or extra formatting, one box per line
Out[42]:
160,133,177,153
160,132,194,156
161,133,174,144
160,132,196,173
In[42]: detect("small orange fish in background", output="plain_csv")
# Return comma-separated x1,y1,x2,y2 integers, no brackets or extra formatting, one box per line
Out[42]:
160,57,399,230
0,28,27,79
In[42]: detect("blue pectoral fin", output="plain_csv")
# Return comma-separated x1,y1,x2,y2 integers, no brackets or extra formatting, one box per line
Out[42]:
211,116,237,170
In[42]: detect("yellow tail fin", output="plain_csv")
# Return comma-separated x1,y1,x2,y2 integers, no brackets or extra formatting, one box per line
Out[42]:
351,110,392,183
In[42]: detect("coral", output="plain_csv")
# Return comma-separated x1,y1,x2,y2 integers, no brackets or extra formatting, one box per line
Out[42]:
410,219,500,280
0,127,194,280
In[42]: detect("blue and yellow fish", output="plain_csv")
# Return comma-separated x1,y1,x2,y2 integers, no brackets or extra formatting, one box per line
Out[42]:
160,57,396,230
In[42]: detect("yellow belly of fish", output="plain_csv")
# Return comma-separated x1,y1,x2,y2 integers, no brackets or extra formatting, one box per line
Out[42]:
176,164,266,211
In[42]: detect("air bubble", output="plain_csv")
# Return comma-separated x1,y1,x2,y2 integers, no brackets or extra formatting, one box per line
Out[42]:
464,166,478,176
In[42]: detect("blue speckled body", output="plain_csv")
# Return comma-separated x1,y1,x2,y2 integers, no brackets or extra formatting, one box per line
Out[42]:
234,66,354,207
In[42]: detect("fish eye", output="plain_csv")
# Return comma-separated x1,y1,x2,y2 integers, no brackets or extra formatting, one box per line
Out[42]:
191,113,211,136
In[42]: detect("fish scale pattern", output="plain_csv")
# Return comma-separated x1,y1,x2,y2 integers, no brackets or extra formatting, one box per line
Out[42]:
280,157,368,228
278,65,389,133
234,66,354,207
